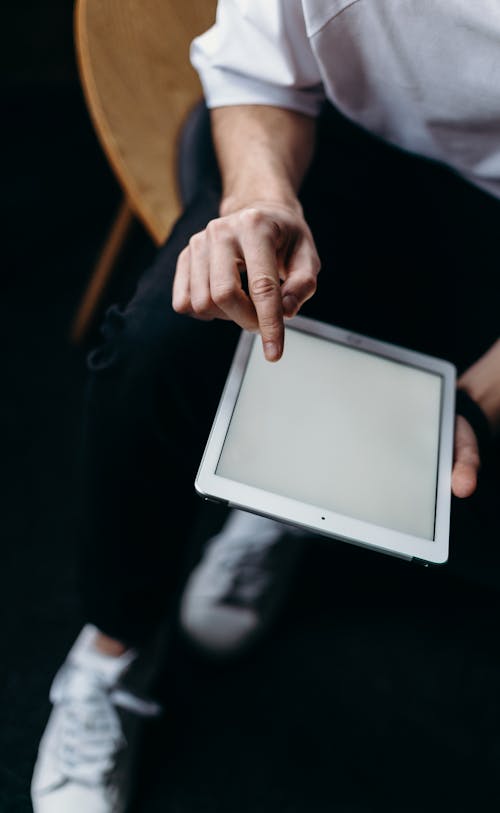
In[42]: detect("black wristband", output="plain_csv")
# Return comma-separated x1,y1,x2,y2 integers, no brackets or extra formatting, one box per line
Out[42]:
455,388,492,463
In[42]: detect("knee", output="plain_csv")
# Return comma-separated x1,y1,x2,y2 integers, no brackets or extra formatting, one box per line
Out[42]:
87,301,164,386
85,299,186,444
87,304,130,375
87,194,223,380
87,299,181,386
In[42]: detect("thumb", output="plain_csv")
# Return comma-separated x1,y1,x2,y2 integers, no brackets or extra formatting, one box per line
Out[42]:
451,415,480,498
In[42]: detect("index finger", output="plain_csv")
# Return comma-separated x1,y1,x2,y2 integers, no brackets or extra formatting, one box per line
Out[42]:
240,216,284,361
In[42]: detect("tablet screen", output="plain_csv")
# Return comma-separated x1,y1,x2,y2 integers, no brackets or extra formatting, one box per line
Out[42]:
216,327,442,540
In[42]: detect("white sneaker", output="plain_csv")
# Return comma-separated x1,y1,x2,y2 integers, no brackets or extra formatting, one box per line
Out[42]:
179,510,305,657
31,625,161,813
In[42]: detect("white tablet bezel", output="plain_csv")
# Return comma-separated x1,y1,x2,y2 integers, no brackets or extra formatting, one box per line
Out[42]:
195,315,456,565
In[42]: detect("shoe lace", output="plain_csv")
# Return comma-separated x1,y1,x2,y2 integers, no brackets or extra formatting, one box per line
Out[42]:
49,664,161,787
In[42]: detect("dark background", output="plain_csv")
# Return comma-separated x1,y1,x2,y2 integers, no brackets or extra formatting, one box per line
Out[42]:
2,4,500,813
2,2,121,809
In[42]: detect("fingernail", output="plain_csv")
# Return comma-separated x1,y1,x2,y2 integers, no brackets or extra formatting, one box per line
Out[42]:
282,294,298,317
264,341,280,361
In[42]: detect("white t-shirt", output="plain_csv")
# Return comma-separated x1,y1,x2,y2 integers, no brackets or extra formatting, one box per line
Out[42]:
191,0,500,199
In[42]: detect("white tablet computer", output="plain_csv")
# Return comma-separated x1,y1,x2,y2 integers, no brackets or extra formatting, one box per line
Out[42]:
195,316,456,565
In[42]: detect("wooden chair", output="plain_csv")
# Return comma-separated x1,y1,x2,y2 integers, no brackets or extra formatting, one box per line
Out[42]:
72,0,217,341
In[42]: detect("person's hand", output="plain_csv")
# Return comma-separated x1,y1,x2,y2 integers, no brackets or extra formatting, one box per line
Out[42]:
451,414,480,498
173,201,321,361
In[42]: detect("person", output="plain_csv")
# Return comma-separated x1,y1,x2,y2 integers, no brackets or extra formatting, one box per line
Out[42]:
32,1,500,810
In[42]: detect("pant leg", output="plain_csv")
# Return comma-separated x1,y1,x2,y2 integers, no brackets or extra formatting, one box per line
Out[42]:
79,188,241,647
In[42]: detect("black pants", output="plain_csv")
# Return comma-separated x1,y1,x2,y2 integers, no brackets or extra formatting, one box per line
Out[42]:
80,105,500,647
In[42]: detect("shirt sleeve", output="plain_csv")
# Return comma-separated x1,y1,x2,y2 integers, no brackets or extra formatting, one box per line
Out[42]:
190,0,326,117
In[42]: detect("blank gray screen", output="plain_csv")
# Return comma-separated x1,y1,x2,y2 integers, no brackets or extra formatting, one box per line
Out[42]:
216,328,442,540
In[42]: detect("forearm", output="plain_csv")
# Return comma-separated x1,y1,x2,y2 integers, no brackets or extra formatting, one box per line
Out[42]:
458,338,500,434
211,105,317,216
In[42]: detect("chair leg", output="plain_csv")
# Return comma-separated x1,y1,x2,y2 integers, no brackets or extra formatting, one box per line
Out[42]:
71,198,134,343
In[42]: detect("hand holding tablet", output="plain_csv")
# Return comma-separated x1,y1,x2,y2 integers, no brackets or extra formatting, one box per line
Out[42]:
196,316,456,564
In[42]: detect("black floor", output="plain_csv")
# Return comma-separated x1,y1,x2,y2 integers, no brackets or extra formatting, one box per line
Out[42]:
3,83,500,813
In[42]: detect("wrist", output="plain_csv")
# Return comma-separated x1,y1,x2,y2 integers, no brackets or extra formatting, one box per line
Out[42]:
460,384,500,436
455,388,492,463
220,183,302,218
458,339,500,435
